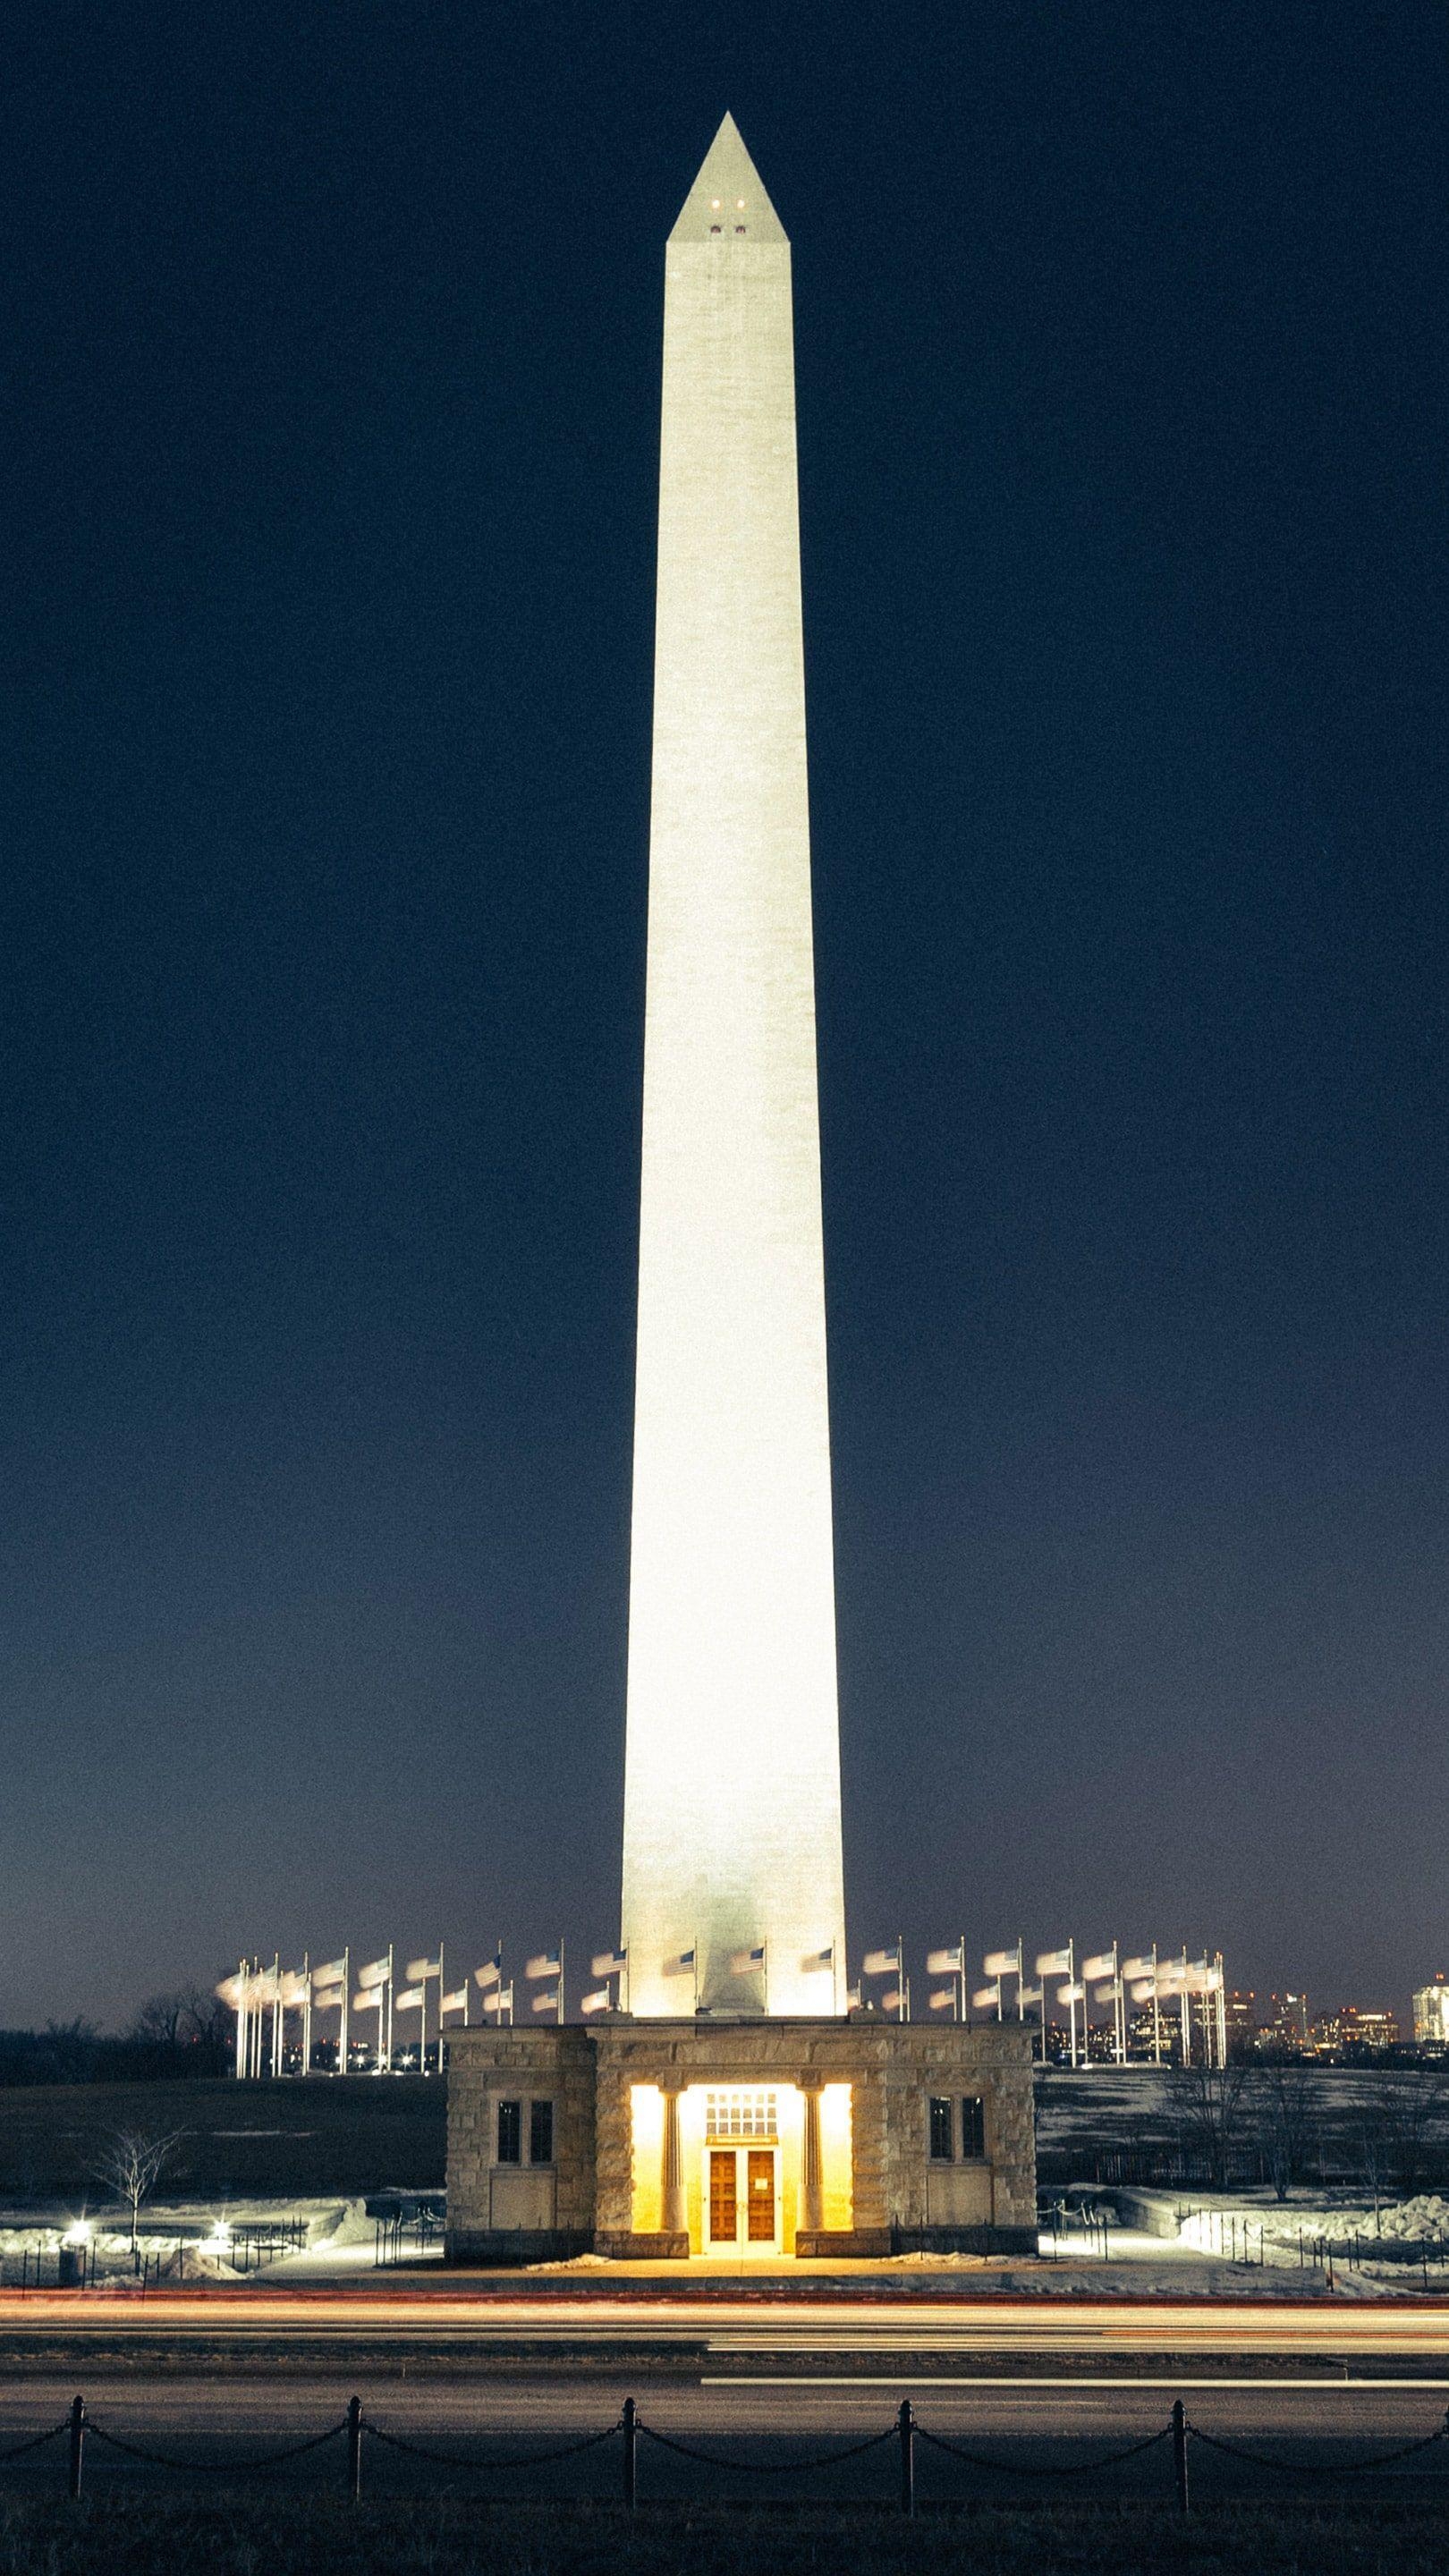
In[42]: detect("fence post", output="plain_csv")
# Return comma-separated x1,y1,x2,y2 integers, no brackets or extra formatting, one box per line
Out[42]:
1171,2399,1189,2515
897,2398,915,2515
346,2395,362,2501
622,2396,637,2509
67,2395,85,2501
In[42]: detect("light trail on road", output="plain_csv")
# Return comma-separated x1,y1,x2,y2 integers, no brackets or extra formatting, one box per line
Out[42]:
1,2288,1447,2360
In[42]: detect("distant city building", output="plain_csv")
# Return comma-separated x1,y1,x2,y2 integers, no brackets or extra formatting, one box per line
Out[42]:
1412,1977,1449,2046
1258,1991,1311,2051
1224,1989,1258,2047
1311,2004,1400,2055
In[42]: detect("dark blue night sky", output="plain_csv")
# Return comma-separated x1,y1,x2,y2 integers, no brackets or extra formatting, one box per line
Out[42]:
3,3,1445,2028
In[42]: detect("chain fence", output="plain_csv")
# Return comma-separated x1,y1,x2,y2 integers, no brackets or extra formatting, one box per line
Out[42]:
915,2420,1175,2478
1,2394,1446,2512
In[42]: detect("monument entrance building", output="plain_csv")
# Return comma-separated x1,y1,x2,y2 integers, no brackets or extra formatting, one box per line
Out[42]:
446,118,1036,2262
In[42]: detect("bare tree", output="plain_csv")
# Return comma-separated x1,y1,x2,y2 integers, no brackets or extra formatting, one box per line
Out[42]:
1359,2072,1449,2199
129,1994,193,2049
130,1986,233,2067
89,2128,185,2251
1254,2063,1319,2202
1173,2059,1256,2187
182,1983,234,2053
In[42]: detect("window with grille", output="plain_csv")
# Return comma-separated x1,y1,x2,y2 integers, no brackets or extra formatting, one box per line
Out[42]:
530,2098,555,2165
496,2098,521,2164
962,2095,986,2159
928,2097,954,2160
704,2089,777,2139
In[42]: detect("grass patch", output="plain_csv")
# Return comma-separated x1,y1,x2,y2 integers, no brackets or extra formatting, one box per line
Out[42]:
0,2076,443,2201
1,2496,1447,2573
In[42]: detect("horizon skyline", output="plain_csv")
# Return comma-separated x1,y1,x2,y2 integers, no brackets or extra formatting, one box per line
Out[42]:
17,1924,1430,2046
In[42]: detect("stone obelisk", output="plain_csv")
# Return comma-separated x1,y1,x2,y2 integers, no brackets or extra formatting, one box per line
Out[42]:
620,116,846,2018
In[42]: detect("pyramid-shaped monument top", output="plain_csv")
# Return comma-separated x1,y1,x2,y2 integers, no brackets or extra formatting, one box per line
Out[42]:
669,113,787,246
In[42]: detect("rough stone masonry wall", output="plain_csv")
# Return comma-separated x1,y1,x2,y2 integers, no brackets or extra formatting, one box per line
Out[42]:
445,2019,1036,2259
876,2022,1037,2245
445,2027,595,2259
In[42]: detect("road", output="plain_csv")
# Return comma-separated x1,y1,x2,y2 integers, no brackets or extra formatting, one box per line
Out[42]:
3,2285,1449,2359
3,2369,1449,2504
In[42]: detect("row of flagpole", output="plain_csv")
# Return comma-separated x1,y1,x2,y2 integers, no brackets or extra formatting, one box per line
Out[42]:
853,1938,1228,2067
219,1936,626,2077
218,1937,1227,2075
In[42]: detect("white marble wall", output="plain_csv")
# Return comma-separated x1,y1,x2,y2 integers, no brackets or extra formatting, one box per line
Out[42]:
621,119,845,2018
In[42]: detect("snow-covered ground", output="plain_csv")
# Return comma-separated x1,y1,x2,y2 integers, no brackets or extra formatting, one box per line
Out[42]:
1036,2061,1449,2171
0,2193,435,2283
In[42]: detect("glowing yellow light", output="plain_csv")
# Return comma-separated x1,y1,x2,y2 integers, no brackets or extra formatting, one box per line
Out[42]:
821,2083,852,2231
736,199,746,208
630,2085,664,2233
711,199,721,209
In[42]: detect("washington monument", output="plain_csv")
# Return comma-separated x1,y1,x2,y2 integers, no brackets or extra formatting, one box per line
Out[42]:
620,116,846,2017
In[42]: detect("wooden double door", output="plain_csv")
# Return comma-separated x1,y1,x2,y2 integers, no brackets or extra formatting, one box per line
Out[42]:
708,2145,779,2250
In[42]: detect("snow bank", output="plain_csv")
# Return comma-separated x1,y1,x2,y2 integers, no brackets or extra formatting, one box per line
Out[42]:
1260,2194,1449,2248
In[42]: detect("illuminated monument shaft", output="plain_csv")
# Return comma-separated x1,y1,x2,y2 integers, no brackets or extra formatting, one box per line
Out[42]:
621,117,845,2018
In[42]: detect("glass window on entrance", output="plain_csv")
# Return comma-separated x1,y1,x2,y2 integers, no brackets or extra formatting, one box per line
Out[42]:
530,2098,555,2165
962,2094,986,2159
496,2099,521,2164
704,2089,777,2138
928,2096,954,2160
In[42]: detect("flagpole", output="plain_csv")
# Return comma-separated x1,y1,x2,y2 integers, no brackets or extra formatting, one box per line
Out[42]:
1115,1945,1126,2066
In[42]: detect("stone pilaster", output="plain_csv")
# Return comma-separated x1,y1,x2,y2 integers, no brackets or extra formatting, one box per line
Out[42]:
661,2085,686,2235
799,2077,823,2235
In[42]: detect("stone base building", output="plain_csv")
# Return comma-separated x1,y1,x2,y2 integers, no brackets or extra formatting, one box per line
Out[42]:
445,2017,1036,2263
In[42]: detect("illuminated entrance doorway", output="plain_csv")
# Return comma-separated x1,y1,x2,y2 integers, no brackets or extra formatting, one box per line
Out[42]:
703,2089,781,2253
